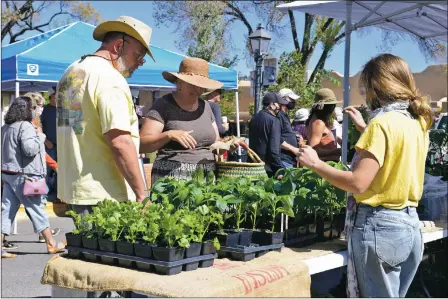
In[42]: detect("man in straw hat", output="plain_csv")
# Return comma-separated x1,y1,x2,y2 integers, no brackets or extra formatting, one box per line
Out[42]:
140,57,223,184
56,16,154,217
305,88,342,162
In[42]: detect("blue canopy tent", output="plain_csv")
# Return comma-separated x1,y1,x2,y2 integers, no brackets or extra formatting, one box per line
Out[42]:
1,21,242,138
1,21,238,92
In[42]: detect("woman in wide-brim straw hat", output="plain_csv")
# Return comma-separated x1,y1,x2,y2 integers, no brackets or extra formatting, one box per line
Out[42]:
140,57,223,184
305,88,342,162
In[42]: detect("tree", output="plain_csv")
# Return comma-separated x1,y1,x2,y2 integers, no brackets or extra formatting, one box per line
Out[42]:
266,50,340,114
2,1,102,44
153,0,445,86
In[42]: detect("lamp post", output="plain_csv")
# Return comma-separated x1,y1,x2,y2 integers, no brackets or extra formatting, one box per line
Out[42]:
249,23,272,114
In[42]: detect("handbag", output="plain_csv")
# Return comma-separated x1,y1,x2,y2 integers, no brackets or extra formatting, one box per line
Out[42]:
17,122,49,196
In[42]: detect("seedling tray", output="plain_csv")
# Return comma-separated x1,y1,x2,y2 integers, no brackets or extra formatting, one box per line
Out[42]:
66,246,217,276
284,233,317,247
217,243,284,262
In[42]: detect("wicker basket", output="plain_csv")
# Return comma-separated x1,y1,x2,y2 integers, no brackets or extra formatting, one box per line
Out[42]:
216,147,267,179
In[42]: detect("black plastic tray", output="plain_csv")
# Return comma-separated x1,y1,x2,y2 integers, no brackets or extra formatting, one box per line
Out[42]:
66,246,217,275
217,243,284,262
284,233,317,247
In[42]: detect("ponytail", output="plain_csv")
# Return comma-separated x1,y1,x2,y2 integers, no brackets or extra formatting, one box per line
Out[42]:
408,92,433,130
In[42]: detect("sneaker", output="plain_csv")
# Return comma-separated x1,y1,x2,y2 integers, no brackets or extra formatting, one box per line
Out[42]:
38,228,61,243
2,240,19,251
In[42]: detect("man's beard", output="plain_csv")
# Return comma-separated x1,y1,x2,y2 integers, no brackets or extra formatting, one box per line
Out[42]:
116,56,134,78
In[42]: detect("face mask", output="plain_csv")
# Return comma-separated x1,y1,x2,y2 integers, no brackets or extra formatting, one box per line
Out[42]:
32,111,36,119
367,98,382,111
37,106,44,116
286,102,296,110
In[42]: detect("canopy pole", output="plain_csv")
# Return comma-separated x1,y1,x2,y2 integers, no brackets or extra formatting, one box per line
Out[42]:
15,81,20,99
235,87,242,162
341,0,353,166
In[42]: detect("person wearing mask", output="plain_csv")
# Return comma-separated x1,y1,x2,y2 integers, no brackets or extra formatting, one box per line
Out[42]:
56,16,153,217
140,57,222,184
204,89,229,138
305,88,341,162
1,97,65,258
292,108,309,142
277,88,301,169
298,54,431,297
248,92,282,177
331,107,343,148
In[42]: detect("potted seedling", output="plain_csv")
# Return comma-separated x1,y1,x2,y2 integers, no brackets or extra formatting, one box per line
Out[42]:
252,177,295,246
195,205,222,268
95,200,123,265
65,209,88,258
80,213,99,262
152,200,189,263
116,202,146,268
134,202,161,262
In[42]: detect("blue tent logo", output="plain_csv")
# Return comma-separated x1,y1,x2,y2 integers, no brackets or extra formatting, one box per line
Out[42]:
27,64,39,76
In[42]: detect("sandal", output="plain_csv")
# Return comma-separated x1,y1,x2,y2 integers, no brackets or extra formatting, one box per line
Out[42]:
47,241,66,254
1,250,17,258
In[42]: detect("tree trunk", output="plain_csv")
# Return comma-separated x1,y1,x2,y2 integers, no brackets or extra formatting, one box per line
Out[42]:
288,10,300,51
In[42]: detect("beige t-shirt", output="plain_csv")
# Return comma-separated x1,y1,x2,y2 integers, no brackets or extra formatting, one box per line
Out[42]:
56,57,139,205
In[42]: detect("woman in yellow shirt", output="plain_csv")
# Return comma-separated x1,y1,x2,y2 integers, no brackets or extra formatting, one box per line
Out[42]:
298,54,432,297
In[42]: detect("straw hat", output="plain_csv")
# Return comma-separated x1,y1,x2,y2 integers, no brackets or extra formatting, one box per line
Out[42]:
312,88,341,110
163,57,223,90
93,16,155,62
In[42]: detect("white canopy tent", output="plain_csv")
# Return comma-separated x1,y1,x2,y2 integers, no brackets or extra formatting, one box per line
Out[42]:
277,0,448,164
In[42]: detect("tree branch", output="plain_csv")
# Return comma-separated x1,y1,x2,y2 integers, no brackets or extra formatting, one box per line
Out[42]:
288,10,300,51
308,47,332,84
224,1,253,34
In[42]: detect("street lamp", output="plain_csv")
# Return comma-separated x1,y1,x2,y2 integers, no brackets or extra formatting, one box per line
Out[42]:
249,23,272,114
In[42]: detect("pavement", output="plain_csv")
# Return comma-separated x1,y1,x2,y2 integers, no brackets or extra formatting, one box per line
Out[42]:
1,209,74,298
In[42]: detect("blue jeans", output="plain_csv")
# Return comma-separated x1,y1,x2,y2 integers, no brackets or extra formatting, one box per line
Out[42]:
351,204,424,297
1,173,50,235
281,161,295,169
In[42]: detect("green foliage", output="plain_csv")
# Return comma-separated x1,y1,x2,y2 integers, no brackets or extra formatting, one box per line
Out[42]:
266,50,340,117
92,200,123,241
426,129,448,180
65,210,88,235
219,90,237,120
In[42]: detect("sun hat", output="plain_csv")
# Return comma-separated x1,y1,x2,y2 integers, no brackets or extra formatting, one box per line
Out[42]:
279,88,300,101
294,108,310,122
162,57,223,91
93,16,155,62
312,88,341,110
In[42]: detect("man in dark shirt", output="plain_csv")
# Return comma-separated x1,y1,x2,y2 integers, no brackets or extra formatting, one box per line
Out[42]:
249,92,283,177
41,86,58,192
205,89,228,138
277,88,301,169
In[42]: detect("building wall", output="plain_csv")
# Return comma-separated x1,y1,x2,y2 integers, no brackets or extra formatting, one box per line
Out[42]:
321,64,447,107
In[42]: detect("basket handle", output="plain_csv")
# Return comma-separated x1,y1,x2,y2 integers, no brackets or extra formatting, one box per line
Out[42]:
246,147,263,163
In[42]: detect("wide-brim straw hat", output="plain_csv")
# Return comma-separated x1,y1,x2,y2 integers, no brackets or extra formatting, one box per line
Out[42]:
162,57,223,91
312,88,341,110
93,16,155,62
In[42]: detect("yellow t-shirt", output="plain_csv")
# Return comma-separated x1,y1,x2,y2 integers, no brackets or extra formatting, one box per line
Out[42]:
56,57,140,205
354,112,429,209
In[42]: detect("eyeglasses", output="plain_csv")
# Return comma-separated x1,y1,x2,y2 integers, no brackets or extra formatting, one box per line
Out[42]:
122,37,146,65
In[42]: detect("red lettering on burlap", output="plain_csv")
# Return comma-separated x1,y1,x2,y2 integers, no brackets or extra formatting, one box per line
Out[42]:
245,270,268,287
231,264,290,295
232,274,252,294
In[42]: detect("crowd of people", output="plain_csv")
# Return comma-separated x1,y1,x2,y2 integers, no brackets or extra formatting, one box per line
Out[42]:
1,14,436,298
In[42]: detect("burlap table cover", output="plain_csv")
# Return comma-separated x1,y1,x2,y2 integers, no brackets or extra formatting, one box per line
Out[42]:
41,241,346,297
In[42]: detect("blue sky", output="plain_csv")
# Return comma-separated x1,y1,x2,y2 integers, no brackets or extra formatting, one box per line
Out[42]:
7,1,446,77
